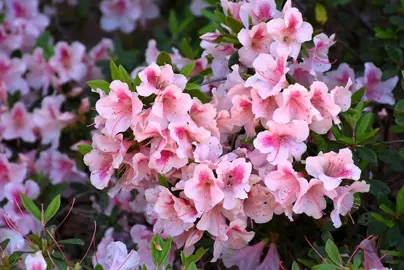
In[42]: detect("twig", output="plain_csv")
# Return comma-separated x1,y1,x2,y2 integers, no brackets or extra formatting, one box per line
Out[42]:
304,236,327,263
80,221,97,264
201,77,226,86
47,230,71,269
56,198,76,231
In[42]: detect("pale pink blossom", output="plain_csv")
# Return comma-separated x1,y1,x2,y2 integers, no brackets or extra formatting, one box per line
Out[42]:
309,81,341,134
267,6,313,59
244,184,282,223
230,94,257,136
4,180,40,206
326,63,356,90
33,95,76,148
331,78,353,112
245,50,289,99
194,136,223,164
196,205,227,239
305,148,361,191
0,228,26,255
216,158,252,210
238,23,272,67
137,63,187,97
86,38,114,80
292,178,336,219
256,243,280,270
0,155,26,200
359,237,385,270
96,80,143,136
100,0,141,33
239,0,279,27
356,62,398,105
0,52,28,94
93,228,114,267
152,84,193,123
331,181,369,228
273,83,320,124
253,120,309,165
189,98,219,138
98,241,140,270
212,219,255,261
168,122,210,159
306,33,336,74
250,89,277,121
222,240,266,269
220,0,243,21
49,41,87,84
23,48,55,93
264,161,307,207
148,147,188,174
184,164,224,213
24,251,47,270
0,102,36,142
84,133,129,189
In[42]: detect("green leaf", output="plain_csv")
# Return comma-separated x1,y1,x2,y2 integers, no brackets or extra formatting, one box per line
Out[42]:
386,45,403,65
110,60,120,81
312,264,338,270
20,194,41,222
118,65,133,89
331,126,354,145
396,113,404,126
77,144,92,156
381,249,404,256
0,239,10,250
78,0,90,17
183,248,208,269
168,10,178,35
156,52,172,66
374,27,396,39
355,112,374,142
380,204,396,216
315,3,328,24
150,235,172,267
184,89,212,104
311,133,329,153
357,147,377,163
94,264,104,270
158,174,169,188
87,80,110,93
357,128,379,144
370,212,395,227
396,185,404,215
225,15,244,33
401,0,404,7
181,62,196,77
351,87,365,103
58,238,85,246
395,100,404,113
44,195,61,223
291,262,300,270
180,39,197,59
341,108,362,129
325,239,342,266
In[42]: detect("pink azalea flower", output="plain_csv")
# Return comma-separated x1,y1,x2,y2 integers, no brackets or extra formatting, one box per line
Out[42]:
96,80,143,136
0,21,24,53
49,41,87,84
189,98,219,138
98,241,140,270
196,204,227,239
309,81,341,134
305,148,361,191
230,94,257,137
250,89,277,122
0,52,28,94
222,240,266,269
212,219,255,261
0,154,26,200
306,33,336,74
216,158,252,210
24,251,47,270
244,184,283,223
152,84,193,123
356,62,398,105
238,23,272,67
244,50,289,99
267,6,313,59
253,120,309,165
4,180,40,207
23,48,55,93
220,0,243,21
292,178,336,219
84,133,129,189
265,161,307,207
0,102,36,142
184,164,224,213
93,228,114,267
86,38,114,80
239,0,280,27
33,95,76,148
273,83,320,124
100,0,141,33
325,63,356,90
137,63,187,97
0,228,26,255
168,122,211,159
194,136,223,164
331,181,369,228
331,78,353,113
359,237,385,270
256,243,280,270
148,147,188,174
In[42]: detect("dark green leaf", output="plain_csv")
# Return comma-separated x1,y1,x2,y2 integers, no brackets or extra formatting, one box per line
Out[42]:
357,128,379,144
387,225,401,246
395,100,404,113
371,212,395,227
158,174,169,188
78,0,90,17
44,195,61,223
396,114,404,126
0,239,10,250
184,89,212,104
380,204,396,216
168,10,178,35
110,61,120,81
291,262,300,270
20,194,41,222
325,239,342,266
180,39,196,59
87,80,110,93
77,144,92,156
357,147,377,163
312,264,338,270
95,264,104,270
397,185,404,215
58,238,85,246
181,62,196,77
331,126,354,145
156,52,172,66
355,112,374,142
225,16,244,33
386,45,403,65
118,65,133,89
351,87,365,104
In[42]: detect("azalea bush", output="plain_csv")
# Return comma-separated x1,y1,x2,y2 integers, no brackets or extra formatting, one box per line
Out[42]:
0,0,404,269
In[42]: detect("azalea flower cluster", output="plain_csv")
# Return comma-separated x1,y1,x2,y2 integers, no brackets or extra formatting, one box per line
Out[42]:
84,0,398,264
